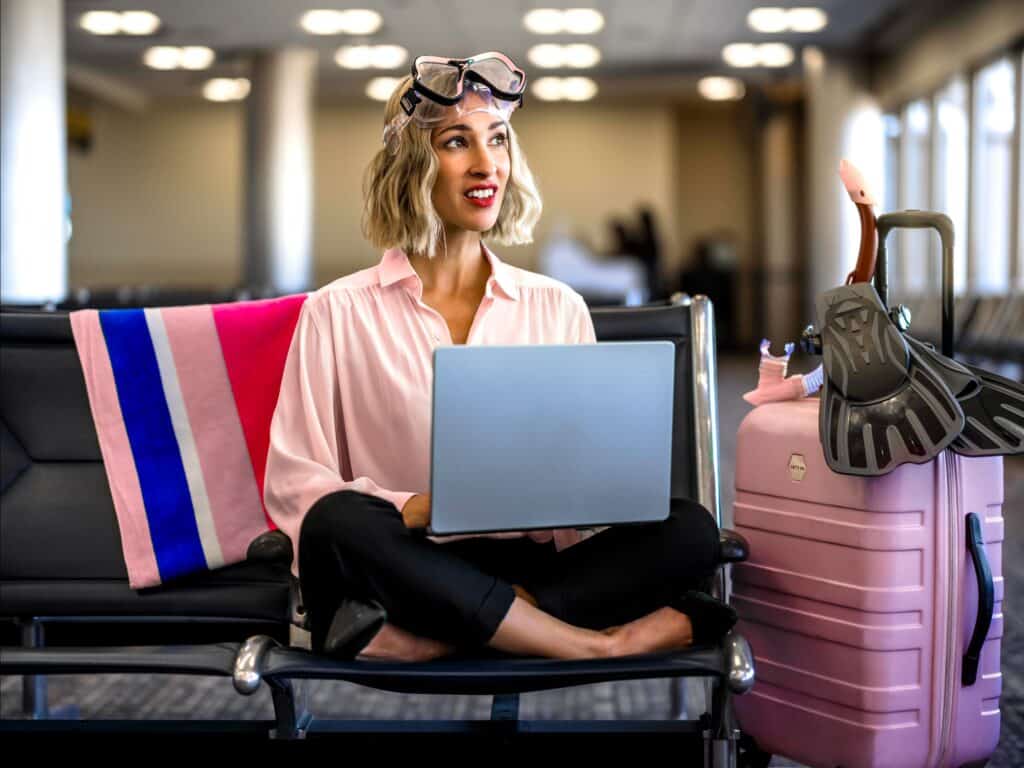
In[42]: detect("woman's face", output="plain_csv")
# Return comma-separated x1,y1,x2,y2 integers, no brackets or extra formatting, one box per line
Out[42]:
429,103,511,235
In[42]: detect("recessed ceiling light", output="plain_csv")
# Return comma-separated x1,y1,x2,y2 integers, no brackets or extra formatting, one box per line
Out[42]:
747,8,789,34
722,43,760,68
370,45,407,69
523,8,604,35
301,10,346,35
562,77,598,101
748,7,828,34
698,76,745,101
788,8,828,33
119,10,161,35
180,47,215,70
366,77,403,102
301,9,382,35
336,45,373,69
563,9,604,34
564,44,601,68
723,42,794,68
81,10,162,36
341,9,383,35
528,44,567,68
144,46,181,70
80,11,122,35
528,43,601,69
758,43,794,67
532,77,565,101
203,78,250,102
531,76,597,101
523,9,564,35
336,45,407,69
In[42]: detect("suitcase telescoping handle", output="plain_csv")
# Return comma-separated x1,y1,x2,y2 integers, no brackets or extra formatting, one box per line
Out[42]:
875,210,955,357
963,512,995,687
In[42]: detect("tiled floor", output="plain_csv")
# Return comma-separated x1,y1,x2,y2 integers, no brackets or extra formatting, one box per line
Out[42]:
2,353,1021,766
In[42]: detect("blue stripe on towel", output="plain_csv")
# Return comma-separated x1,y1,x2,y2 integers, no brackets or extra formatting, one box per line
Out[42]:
99,309,206,583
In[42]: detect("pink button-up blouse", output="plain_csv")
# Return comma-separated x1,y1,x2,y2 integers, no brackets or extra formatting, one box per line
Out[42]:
263,245,599,575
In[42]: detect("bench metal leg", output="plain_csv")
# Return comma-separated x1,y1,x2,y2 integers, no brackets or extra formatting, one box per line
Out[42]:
268,677,312,739
17,619,77,720
490,693,519,721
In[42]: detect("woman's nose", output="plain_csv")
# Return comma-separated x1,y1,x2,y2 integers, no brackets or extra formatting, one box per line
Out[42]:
469,146,497,177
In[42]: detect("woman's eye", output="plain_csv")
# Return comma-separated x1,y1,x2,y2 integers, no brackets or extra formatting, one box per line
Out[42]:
443,136,467,149
490,133,508,146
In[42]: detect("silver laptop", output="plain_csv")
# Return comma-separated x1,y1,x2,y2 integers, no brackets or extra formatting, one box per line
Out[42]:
427,341,674,536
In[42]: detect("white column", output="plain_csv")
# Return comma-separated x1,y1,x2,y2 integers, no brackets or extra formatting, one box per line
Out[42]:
1,0,66,305
803,47,885,321
244,49,318,295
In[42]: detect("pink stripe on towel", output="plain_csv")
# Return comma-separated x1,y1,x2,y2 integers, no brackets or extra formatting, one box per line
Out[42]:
213,294,307,528
70,311,161,589
160,305,269,567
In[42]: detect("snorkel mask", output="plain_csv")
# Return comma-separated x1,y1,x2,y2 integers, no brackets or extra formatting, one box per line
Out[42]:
383,51,527,154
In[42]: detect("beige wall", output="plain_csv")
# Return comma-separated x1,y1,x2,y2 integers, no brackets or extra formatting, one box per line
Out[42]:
66,99,754,304
67,104,244,289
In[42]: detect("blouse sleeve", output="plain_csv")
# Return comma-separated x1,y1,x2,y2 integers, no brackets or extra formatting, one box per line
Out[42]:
263,300,415,575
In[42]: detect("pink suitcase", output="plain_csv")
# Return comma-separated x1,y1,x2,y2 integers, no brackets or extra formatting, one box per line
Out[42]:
732,396,1003,768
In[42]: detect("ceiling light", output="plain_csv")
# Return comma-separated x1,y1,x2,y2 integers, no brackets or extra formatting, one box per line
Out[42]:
532,77,565,101
80,11,121,35
301,9,382,35
301,10,346,34
531,77,597,101
748,7,828,34
342,9,383,35
180,47,215,70
366,77,402,102
336,45,373,69
528,44,567,69
370,45,407,69
563,9,604,34
564,44,601,68
698,76,745,101
144,46,181,70
523,9,564,34
119,10,161,35
747,8,789,34
723,43,760,68
562,77,598,101
758,43,794,67
723,42,794,68
203,78,250,102
522,8,604,35
787,8,828,32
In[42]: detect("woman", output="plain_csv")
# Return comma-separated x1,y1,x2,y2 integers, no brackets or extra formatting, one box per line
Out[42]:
263,52,734,662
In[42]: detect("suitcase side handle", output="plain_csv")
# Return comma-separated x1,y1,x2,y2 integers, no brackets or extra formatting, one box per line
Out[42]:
963,512,994,686
874,210,955,357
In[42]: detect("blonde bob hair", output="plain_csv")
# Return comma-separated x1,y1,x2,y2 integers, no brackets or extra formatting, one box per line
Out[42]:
362,75,542,259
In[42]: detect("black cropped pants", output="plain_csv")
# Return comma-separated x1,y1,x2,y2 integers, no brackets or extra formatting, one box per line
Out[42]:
298,490,720,654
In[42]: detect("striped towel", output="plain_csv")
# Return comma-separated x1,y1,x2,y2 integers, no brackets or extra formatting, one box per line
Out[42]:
70,294,307,589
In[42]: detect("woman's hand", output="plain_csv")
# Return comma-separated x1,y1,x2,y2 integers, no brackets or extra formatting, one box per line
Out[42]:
401,494,431,529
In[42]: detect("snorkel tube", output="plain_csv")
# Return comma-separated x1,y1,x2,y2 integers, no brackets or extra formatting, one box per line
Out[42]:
838,159,879,284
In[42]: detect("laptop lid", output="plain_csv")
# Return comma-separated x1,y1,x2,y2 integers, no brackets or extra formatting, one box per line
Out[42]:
427,341,674,536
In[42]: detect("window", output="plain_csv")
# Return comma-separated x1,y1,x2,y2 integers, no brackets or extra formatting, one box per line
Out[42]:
970,57,1016,294
934,77,969,295
899,100,932,294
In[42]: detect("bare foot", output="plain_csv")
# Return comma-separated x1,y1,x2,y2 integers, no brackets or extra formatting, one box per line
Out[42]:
356,622,455,662
607,607,693,657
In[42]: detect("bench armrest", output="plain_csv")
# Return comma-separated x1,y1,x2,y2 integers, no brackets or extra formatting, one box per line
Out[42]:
717,528,749,564
247,529,294,567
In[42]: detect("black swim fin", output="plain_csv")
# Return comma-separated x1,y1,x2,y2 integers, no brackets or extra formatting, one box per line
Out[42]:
817,283,965,476
902,334,1024,456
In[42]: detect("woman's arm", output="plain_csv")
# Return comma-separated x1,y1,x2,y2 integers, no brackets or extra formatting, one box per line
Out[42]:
263,300,416,572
